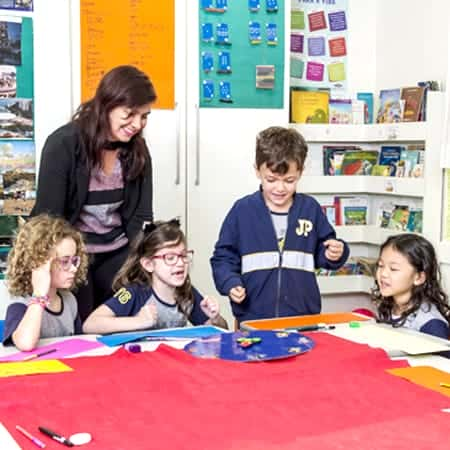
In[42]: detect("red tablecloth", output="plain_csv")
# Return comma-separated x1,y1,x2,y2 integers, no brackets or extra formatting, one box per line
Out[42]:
1,333,448,450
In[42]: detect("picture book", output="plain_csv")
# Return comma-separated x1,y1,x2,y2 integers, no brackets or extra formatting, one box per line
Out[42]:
351,99,365,124
371,164,391,176
376,202,395,228
379,145,403,176
406,209,423,233
329,98,352,124
357,92,374,123
376,88,402,123
341,150,379,175
388,205,410,231
399,148,424,177
322,145,360,175
401,86,425,122
417,80,439,121
335,195,369,226
290,88,329,123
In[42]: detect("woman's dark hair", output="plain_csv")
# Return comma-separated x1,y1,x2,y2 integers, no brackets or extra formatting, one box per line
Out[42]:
113,219,194,318
372,233,450,326
73,65,157,180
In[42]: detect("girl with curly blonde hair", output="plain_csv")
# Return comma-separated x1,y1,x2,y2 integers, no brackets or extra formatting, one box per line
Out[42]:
3,214,89,350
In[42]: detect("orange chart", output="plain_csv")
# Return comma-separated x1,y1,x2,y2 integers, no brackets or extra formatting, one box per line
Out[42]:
80,0,175,109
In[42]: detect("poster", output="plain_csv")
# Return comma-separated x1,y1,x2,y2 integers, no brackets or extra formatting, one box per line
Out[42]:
80,0,175,109
290,0,348,91
199,0,285,108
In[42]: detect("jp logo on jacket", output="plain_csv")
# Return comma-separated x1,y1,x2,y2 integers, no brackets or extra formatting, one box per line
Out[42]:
296,219,313,237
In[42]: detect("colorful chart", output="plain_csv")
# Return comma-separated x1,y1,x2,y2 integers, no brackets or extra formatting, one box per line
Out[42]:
184,330,314,362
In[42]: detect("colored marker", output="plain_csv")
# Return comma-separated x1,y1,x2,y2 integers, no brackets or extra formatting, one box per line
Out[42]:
38,426,74,447
440,382,450,388
22,348,57,361
15,425,46,448
286,325,336,332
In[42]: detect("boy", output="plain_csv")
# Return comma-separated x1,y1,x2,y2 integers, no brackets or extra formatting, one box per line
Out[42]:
210,126,349,324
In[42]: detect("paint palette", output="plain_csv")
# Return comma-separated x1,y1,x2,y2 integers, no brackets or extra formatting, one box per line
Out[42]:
184,330,315,362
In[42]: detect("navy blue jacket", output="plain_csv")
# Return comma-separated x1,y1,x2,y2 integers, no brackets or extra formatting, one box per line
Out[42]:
210,190,349,323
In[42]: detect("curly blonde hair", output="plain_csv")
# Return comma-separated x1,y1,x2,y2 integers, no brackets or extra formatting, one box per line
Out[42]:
6,214,89,296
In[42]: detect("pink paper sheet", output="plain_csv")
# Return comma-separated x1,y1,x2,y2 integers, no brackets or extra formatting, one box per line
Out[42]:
0,338,105,362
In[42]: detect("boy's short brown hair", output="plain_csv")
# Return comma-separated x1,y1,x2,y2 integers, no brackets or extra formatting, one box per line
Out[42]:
255,126,308,174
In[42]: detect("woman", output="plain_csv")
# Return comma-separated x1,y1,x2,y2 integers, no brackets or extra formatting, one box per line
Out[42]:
31,65,157,321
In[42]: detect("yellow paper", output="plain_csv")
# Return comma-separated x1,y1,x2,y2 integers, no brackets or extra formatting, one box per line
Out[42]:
0,359,73,378
328,62,346,82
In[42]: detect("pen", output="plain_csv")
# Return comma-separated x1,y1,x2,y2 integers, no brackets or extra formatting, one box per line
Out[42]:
286,325,336,332
16,425,46,448
22,348,57,361
440,382,450,388
38,426,74,447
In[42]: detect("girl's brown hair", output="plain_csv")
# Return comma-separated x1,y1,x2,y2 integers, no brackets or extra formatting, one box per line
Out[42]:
7,214,89,296
72,65,157,180
113,220,194,317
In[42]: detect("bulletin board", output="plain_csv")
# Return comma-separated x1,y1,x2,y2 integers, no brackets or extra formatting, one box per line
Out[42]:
199,0,285,108
80,0,175,109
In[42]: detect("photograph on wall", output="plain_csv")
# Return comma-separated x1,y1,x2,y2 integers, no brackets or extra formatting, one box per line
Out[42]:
0,0,32,11
0,64,15,97
0,98,33,138
0,140,34,173
0,17,21,65
199,0,285,108
290,0,348,91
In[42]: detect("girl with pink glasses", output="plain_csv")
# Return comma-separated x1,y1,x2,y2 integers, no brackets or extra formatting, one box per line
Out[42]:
3,214,89,350
83,219,227,334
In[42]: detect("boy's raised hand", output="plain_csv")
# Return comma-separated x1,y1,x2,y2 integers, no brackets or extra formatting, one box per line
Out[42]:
31,258,53,297
200,296,220,319
138,302,158,328
229,286,246,303
324,239,344,261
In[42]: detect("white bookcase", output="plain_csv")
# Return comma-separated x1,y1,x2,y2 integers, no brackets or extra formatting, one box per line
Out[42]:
290,92,445,304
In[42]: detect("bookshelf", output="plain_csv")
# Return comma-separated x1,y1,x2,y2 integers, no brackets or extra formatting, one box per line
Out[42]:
290,92,445,298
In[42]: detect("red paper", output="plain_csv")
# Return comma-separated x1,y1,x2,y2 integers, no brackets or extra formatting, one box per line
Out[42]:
1,334,448,450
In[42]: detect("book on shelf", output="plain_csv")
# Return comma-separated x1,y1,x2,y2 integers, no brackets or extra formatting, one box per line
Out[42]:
319,195,336,226
341,150,379,175
387,205,410,231
397,146,424,178
417,80,439,121
351,99,365,124
406,208,423,233
290,88,329,123
379,145,403,176
376,88,403,123
334,195,369,226
317,256,377,277
401,86,425,122
329,98,352,124
322,145,360,175
357,92,374,123
376,202,395,228
371,164,392,176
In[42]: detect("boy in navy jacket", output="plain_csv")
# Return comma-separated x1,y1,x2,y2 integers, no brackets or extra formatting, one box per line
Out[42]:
210,126,349,324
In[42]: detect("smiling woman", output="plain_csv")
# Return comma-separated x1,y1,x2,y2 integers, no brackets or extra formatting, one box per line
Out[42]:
31,66,157,322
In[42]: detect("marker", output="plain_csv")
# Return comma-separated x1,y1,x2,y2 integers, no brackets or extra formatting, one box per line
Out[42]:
22,348,57,361
440,382,450,388
286,325,336,332
38,427,74,447
15,425,46,448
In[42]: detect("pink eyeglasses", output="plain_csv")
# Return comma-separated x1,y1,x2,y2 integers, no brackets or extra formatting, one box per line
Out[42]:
151,250,194,266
